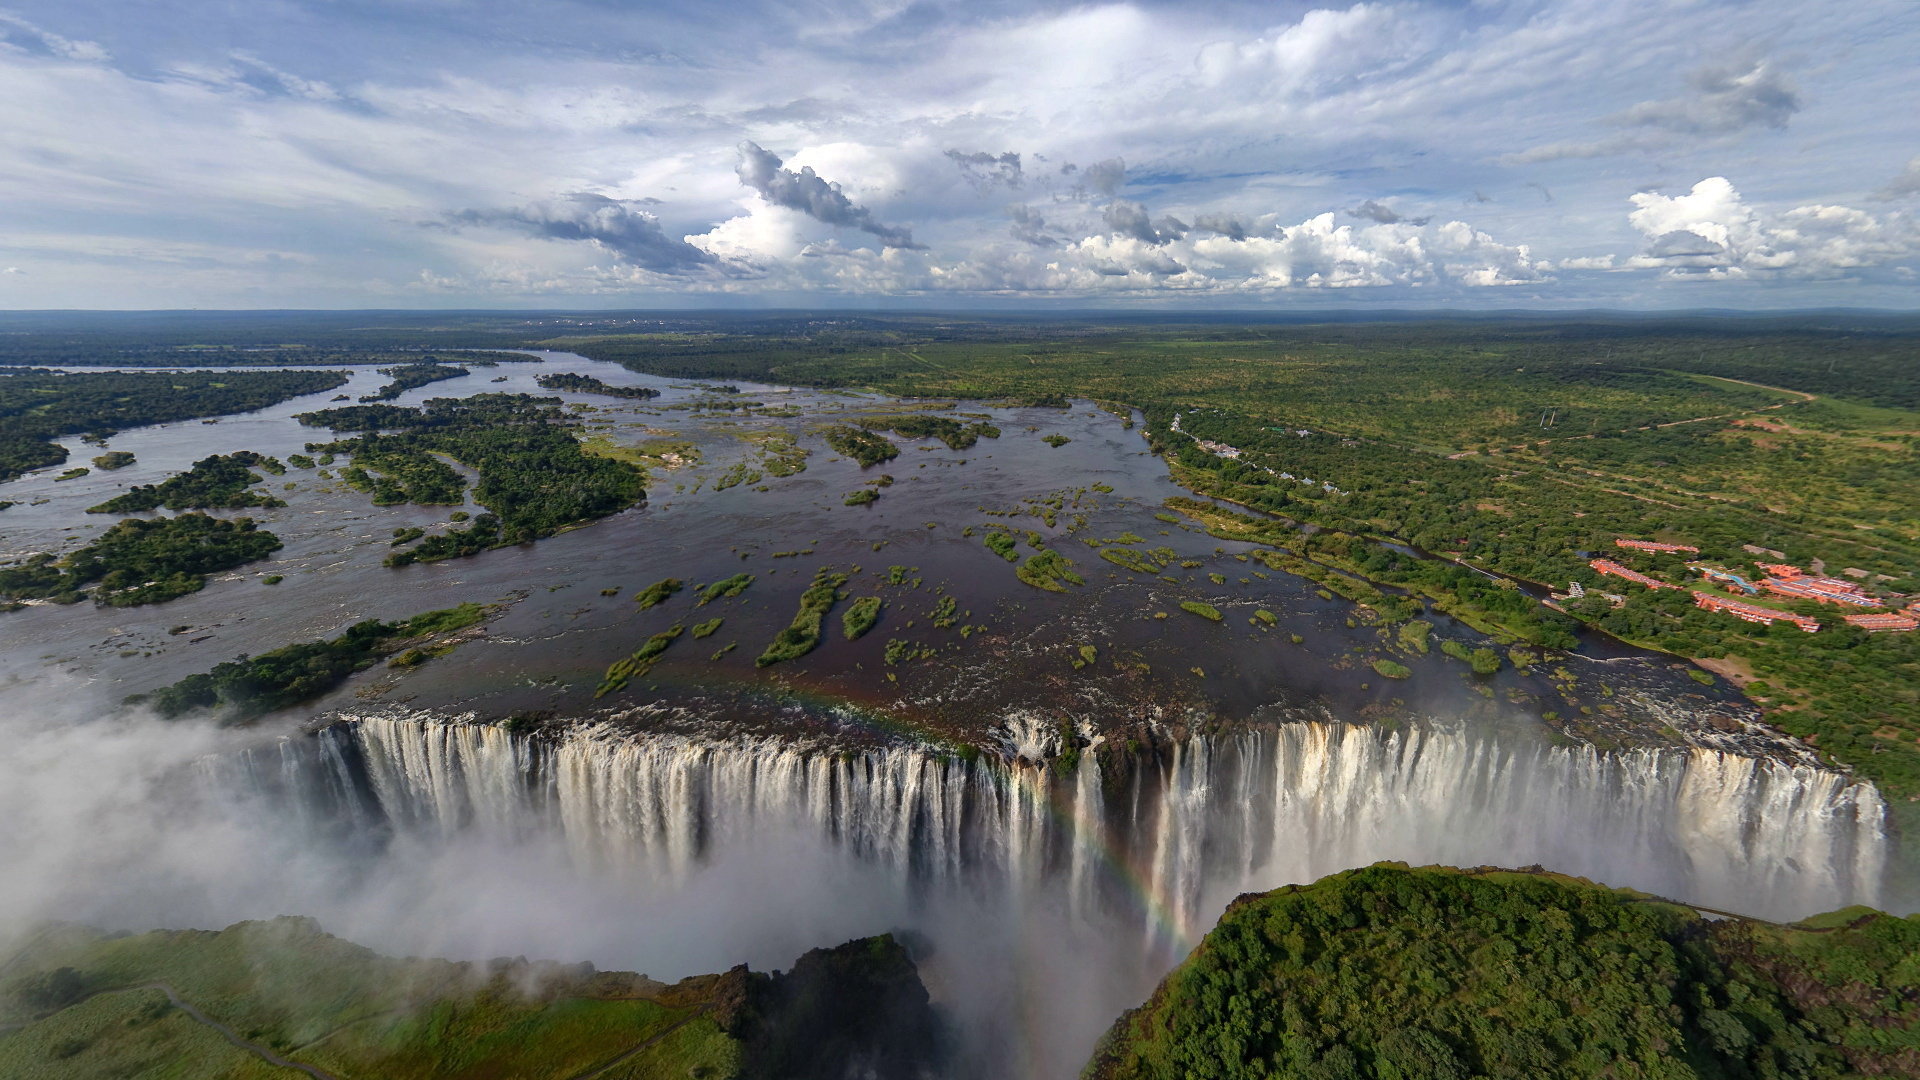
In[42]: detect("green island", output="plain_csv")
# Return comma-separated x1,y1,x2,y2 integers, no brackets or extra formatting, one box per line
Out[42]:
856,413,999,450
88,452,287,513
699,573,755,604
0,514,282,609
597,624,684,696
90,450,134,470
535,370,662,399
820,424,898,466
0,368,347,482
131,603,493,721
633,578,683,609
554,321,1920,830
758,567,849,666
1087,862,1920,1080
297,394,646,565
842,595,883,639
0,916,938,1080
358,361,468,402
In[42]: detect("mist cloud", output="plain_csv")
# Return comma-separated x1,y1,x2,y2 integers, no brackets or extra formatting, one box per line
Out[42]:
946,149,1023,190
449,193,717,273
735,142,922,249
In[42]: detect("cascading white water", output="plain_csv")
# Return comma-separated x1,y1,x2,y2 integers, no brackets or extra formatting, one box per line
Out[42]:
247,713,1887,940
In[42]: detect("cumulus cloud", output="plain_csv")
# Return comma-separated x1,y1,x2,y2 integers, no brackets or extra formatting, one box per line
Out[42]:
946,150,1023,190
1007,204,1059,247
735,141,921,248
1625,177,1918,278
1191,213,1253,241
1102,199,1186,245
448,193,717,273
0,11,108,62
1350,200,1429,226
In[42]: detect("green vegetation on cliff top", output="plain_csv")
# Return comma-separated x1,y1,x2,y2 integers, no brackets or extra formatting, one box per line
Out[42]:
1087,863,1920,1080
0,916,937,1080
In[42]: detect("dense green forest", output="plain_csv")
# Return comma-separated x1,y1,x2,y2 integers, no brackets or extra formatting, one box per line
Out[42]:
358,360,468,401
0,917,938,1080
553,324,1920,817
297,393,646,563
132,603,490,721
0,368,345,482
87,451,286,513
1087,863,1920,1080
534,370,662,398
0,514,281,608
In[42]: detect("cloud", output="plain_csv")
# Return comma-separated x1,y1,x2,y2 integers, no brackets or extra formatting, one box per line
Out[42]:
1506,57,1800,164
1080,158,1126,197
0,11,108,62
1006,204,1058,247
1877,157,1920,201
1191,212,1253,241
1615,58,1799,136
1102,199,1186,245
734,141,921,249
1,266,20,274
1625,177,1918,278
448,193,717,273
946,150,1022,190
1349,200,1429,226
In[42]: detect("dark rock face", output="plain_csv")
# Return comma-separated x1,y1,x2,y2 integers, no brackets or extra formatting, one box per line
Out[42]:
730,933,945,1080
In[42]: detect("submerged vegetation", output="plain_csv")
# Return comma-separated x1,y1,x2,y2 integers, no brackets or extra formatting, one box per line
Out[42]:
634,578,683,609
0,514,282,608
597,624,684,696
132,603,490,720
842,596,883,639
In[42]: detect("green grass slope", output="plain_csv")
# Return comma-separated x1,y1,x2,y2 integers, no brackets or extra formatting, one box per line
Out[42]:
0,917,937,1080
1085,864,1920,1080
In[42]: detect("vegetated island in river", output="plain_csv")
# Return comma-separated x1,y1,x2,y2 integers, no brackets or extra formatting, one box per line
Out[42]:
1088,862,1920,1080
0,368,348,482
535,370,662,399
0,917,941,1080
0,514,282,609
296,393,646,564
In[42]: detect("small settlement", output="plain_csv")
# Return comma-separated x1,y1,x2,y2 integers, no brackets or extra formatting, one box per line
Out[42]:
1572,537,1919,634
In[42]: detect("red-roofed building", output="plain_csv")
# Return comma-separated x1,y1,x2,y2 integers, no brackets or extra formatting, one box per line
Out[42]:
1591,558,1673,590
1760,577,1885,607
1757,563,1804,579
1616,538,1700,555
1845,612,1918,632
1693,591,1821,632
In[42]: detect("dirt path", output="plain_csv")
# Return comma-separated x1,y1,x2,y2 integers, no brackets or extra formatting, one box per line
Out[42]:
562,1004,713,1080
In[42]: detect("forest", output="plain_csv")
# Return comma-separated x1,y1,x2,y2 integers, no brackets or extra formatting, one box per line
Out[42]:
297,393,646,564
0,513,282,608
1087,863,1920,1080
88,451,286,513
534,370,662,398
0,368,346,482
358,361,468,401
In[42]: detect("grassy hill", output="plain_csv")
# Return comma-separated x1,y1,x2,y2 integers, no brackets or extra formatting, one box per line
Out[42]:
1086,863,1920,1080
0,917,937,1080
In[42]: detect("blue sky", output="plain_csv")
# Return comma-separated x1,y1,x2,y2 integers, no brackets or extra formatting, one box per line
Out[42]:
0,0,1915,309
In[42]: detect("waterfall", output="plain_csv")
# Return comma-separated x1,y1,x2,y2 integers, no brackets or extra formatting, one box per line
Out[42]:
231,713,1888,935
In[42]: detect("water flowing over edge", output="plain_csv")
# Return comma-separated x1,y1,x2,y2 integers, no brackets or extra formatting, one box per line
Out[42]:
227,711,1890,940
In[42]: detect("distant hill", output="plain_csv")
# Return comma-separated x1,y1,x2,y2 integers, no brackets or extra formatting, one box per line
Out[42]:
1086,863,1920,1080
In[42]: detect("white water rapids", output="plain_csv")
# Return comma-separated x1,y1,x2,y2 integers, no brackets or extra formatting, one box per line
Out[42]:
234,713,1888,936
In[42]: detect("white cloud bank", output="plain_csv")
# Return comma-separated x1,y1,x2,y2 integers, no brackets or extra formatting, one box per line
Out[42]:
1621,178,1918,279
